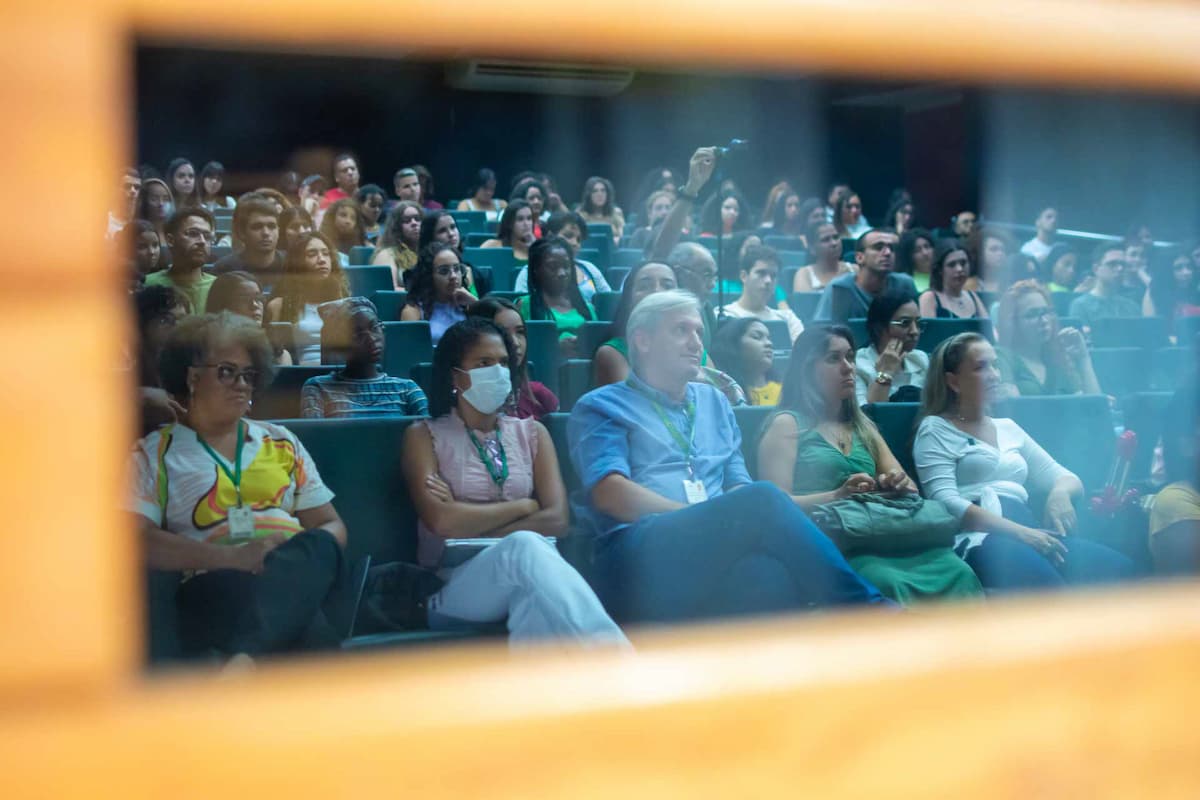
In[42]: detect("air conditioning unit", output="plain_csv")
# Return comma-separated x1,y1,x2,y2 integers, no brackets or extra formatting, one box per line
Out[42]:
446,60,634,97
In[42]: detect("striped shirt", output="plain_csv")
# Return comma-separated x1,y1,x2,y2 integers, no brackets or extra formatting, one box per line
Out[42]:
300,371,429,419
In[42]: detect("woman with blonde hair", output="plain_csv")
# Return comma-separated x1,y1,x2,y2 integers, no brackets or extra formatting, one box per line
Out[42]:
994,280,1099,397
372,200,423,288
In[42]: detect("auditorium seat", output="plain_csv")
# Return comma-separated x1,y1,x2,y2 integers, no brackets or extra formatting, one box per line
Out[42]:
382,321,433,380
612,249,643,269
1175,315,1200,346
1121,391,1173,485
1151,346,1195,390
732,405,777,479
841,239,857,260
846,319,869,349
585,223,613,243
605,267,630,291
408,361,434,397
862,403,921,479
344,265,394,297
1050,291,1076,317
524,320,561,394
760,318,793,350
778,250,808,268
593,291,621,321
448,210,485,236
764,235,805,253
574,320,612,359
349,245,375,266
371,290,408,321
789,292,822,323
557,359,593,412
484,290,523,303
251,365,333,420
463,247,517,291
1090,347,1149,396
993,395,1115,491
917,317,994,353
1089,316,1168,350
466,232,492,248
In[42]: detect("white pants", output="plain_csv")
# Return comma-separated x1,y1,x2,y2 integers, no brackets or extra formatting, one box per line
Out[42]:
428,531,629,648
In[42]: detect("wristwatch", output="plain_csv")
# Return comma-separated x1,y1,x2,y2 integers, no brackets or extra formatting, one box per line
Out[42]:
874,371,894,386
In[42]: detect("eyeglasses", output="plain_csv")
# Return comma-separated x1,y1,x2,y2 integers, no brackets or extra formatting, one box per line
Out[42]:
199,363,259,387
677,265,717,281
435,264,464,277
182,228,214,242
889,317,927,331
1020,307,1055,321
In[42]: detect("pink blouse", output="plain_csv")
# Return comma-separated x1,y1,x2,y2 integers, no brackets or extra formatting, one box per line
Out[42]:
417,410,539,567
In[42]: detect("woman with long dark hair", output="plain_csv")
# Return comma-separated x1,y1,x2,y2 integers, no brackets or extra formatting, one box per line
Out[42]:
400,242,476,345
918,238,988,319
516,237,595,358
467,297,559,420
166,158,196,208
197,161,235,210
711,317,780,406
698,189,751,239
319,197,366,259
1144,246,1200,329
481,200,535,264
895,228,935,294
456,167,507,222
265,232,349,364
372,200,423,289
576,176,624,243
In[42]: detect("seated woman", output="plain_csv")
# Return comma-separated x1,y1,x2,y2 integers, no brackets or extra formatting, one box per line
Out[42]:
626,189,675,251
1041,243,1078,293
856,289,928,405
134,285,191,436
758,327,982,604
914,332,1134,592
300,297,428,418
356,184,387,244
197,161,236,211
994,280,1100,397
318,198,366,263
400,242,477,346
884,195,915,237
711,318,780,406
516,237,596,358
698,189,751,241
419,210,490,297
266,232,349,365
918,239,989,319
456,167,507,222
279,206,314,255
895,228,935,294
400,318,627,646
717,244,804,345
371,200,423,289
1143,247,1200,331
833,189,869,239
481,200,535,265
1149,380,1200,573
206,270,292,365
769,191,814,241
576,176,625,243
793,221,855,293
510,176,548,232
965,228,1012,294
129,312,353,658
467,297,559,420
513,211,611,302
125,219,162,287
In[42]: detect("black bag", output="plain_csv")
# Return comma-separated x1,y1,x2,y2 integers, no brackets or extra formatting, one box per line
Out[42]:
356,561,445,634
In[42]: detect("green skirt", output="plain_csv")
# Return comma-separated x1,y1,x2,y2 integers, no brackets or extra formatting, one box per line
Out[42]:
849,547,982,605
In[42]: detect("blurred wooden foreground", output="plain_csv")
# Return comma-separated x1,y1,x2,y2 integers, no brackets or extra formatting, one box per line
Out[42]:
2,0,1200,796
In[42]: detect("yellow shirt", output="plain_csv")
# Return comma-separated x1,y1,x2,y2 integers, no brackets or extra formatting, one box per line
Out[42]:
747,381,782,407
1149,482,1200,536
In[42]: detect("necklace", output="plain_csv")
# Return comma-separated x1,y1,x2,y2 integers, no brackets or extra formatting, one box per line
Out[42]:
821,421,852,453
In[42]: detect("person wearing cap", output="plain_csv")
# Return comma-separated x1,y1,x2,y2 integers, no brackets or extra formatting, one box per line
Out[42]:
300,298,428,419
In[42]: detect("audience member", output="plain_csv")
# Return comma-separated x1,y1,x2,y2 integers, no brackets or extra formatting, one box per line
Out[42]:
884,196,915,236
699,189,751,239
467,297,560,421
413,165,441,210
266,232,350,364
400,318,627,646
356,184,387,243
966,227,1011,293
456,168,507,222
1119,239,1150,306
511,176,549,229
998,280,1099,396
279,206,314,254
914,332,1134,591
299,297,427,418
593,260,679,386
814,229,915,323
278,170,301,207
918,238,988,319
319,197,366,260
833,189,869,239
130,312,353,657
517,237,596,358
166,158,197,208
197,161,235,211
895,228,935,293
856,289,928,405
393,168,421,206
633,166,681,213
372,200,423,289
717,245,804,344
514,211,610,301
793,222,856,293
482,200,535,264
401,242,475,345
626,189,675,250
320,152,360,210
254,187,291,214
136,177,175,256
568,290,889,623
758,326,981,603
1068,243,1142,326
133,285,191,434
1144,247,1200,325
108,167,142,239
214,196,283,286
667,242,720,349
767,191,808,240
1020,206,1058,263
1041,243,1078,293
126,220,162,285
205,270,292,366
420,210,490,298
1149,380,1200,574
759,181,794,229
952,210,977,239
711,318,780,406
144,207,217,312
576,176,624,242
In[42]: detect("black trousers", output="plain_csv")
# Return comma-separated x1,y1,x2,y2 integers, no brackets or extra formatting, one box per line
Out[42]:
175,529,346,657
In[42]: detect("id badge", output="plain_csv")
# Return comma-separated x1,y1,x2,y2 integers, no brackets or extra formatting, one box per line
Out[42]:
226,504,256,540
682,479,708,505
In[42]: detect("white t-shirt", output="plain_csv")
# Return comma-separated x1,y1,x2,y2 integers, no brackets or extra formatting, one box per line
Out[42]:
717,302,805,346
295,303,323,365
1020,237,1054,263
914,415,1072,550
127,420,334,544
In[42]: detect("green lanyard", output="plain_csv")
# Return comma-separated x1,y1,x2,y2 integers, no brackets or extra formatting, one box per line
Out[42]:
466,428,509,489
626,379,697,473
196,420,246,505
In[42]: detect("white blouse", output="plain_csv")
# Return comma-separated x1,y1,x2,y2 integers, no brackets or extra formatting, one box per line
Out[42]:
854,345,928,405
913,415,1073,549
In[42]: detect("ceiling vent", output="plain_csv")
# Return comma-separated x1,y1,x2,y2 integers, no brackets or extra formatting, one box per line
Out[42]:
446,60,634,96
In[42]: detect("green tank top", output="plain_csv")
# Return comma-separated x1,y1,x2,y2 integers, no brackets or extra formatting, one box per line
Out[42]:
770,410,877,494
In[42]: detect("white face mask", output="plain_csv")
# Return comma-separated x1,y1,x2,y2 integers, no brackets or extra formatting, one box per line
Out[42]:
457,364,511,415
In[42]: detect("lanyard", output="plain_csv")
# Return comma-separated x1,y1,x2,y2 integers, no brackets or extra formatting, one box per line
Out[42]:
466,428,509,488
626,379,697,473
196,420,246,505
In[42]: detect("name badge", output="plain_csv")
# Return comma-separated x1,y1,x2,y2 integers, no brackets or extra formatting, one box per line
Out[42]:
227,504,256,540
682,479,708,505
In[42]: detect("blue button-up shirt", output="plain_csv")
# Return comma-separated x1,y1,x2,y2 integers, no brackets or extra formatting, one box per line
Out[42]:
567,374,752,539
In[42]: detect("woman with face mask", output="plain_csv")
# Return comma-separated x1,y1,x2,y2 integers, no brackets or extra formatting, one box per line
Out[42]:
400,318,628,647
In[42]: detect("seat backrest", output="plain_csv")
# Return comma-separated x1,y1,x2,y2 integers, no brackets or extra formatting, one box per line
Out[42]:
862,403,922,479
917,317,994,353
448,210,485,236
344,265,394,297
251,366,334,420
279,416,422,565
557,359,593,412
463,247,517,291
542,412,579,495
732,405,778,479
593,291,622,321
586,223,612,242
764,235,805,253
611,249,643,269
579,246,607,272
994,394,1115,490
349,245,375,266
409,361,434,398
524,320,561,394
845,318,869,350
760,318,793,350
265,322,295,362
1090,346,1149,396
789,292,822,323
1121,391,1174,484
1152,346,1196,391
605,268,630,292
371,290,408,322
466,231,492,248
1175,315,1200,347
1089,316,1168,350
1050,290,1075,317
382,321,433,380
778,250,808,268
575,320,613,359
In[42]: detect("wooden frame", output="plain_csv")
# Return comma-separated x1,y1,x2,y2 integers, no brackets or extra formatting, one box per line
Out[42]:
3,1,1200,795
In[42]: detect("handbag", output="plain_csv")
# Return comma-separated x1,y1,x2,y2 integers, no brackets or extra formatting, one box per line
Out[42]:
811,491,959,556
356,561,445,633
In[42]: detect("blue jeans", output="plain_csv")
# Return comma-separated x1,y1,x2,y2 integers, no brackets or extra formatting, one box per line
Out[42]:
591,482,890,624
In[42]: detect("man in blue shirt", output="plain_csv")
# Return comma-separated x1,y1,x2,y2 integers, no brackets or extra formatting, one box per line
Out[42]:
814,229,916,323
568,290,887,624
